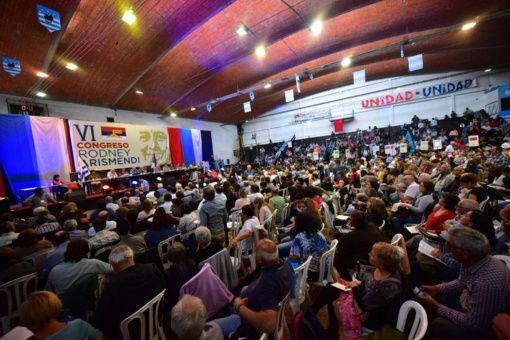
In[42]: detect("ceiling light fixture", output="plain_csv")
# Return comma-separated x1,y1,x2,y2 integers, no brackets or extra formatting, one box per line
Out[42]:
310,18,323,36
341,57,352,68
122,8,137,25
264,82,272,89
484,68,492,73
170,112,177,117
36,91,47,98
135,89,143,95
36,71,49,78
255,45,266,58
461,21,477,31
190,106,196,111
236,24,248,36
65,62,78,71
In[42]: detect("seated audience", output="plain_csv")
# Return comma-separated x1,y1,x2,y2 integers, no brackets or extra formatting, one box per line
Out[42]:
94,245,166,340
230,204,260,256
63,218,89,240
421,192,459,234
459,173,488,203
0,221,19,247
496,205,510,254
234,189,251,211
46,239,112,296
43,231,70,274
144,207,178,248
391,180,435,234
288,213,328,281
88,212,119,251
177,203,199,234
20,291,102,340
171,295,223,340
214,239,293,338
335,210,383,279
366,197,387,229
312,242,403,335
13,228,53,259
0,247,35,285
420,227,510,339
116,217,147,254
137,199,155,221
163,242,199,334
193,226,222,264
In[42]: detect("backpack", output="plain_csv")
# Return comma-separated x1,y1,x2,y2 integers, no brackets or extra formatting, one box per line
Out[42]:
292,308,330,340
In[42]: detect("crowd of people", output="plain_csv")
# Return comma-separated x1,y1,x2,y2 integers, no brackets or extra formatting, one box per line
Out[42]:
1,110,510,340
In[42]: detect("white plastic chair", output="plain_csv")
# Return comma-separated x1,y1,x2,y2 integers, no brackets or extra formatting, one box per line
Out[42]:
379,219,386,231
260,294,290,340
396,300,428,340
157,234,180,270
391,233,404,246
119,289,166,340
321,202,335,229
280,203,290,226
314,239,338,286
479,197,490,212
493,255,510,269
0,273,38,335
289,256,312,313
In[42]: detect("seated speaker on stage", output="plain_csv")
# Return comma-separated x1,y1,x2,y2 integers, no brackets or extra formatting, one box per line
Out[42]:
51,174,68,200
107,168,118,179
23,188,56,208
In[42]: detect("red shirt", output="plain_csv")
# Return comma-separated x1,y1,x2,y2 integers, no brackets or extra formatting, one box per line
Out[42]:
422,207,456,233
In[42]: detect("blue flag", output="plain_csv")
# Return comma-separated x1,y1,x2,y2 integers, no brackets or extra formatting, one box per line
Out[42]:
37,4,61,32
2,57,21,76
405,130,416,153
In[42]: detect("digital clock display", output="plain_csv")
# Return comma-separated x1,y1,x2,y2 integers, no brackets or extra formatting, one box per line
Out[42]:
7,100,48,116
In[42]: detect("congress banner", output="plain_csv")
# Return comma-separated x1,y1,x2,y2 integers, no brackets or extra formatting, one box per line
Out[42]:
68,120,170,171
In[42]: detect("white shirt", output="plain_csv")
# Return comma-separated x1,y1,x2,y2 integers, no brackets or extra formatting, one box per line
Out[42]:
160,201,172,214
137,209,155,221
404,182,420,200
247,192,263,203
214,193,227,206
445,144,454,153
106,202,119,213
240,217,260,253
0,232,19,247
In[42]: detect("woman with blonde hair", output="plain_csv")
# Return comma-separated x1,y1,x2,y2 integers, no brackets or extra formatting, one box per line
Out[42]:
253,197,273,225
21,291,102,339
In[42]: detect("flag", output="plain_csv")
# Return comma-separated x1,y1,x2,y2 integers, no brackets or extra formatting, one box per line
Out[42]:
2,57,21,76
274,135,295,161
405,130,416,153
77,158,90,184
151,152,158,169
36,4,61,32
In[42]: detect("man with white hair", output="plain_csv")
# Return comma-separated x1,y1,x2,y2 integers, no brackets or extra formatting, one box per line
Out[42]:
171,295,223,340
94,245,166,340
214,239,293,338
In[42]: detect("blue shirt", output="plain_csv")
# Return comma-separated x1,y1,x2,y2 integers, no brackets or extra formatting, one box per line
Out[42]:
44,241,69,273
290,232,328,273
47,319,102,340
144,227,177,248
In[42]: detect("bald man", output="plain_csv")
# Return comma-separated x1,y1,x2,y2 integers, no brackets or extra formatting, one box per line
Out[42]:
215,239,294,338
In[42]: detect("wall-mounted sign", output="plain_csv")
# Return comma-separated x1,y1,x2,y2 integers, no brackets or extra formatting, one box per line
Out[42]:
293,108,330,124
361,78,477,109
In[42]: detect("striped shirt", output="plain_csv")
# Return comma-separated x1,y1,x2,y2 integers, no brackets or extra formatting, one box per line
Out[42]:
437,256,510,329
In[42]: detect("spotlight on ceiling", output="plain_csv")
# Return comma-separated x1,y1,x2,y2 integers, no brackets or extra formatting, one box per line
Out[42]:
65,62,78,71
190,106,196,111
341,57,352,68
264,82,272,89
36,91,47,98
255,45,267,58
170,112,177,117
135,89,143,95
236,24,248,36
461,21,477,31
310,18,323,36
484,68,492,73
122,8,137,25
36,71,49,78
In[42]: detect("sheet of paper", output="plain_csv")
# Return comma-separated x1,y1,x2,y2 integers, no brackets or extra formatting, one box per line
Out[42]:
405,225,419,234
332,282,351,291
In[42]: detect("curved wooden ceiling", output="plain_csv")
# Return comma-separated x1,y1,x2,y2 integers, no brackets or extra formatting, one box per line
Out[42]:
0,0,509,123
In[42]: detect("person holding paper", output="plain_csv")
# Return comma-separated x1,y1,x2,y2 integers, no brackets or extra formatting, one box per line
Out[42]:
418,228,510,339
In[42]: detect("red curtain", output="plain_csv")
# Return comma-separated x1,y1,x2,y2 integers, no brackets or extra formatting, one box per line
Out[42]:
333,119,344,133
167,127,185,167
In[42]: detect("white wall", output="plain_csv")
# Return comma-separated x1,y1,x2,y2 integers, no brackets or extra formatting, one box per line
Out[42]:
243,69,510,146
0,94,239,163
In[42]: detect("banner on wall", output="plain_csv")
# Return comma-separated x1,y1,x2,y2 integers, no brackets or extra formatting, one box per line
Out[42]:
68,120,170,170
360,78,477,109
